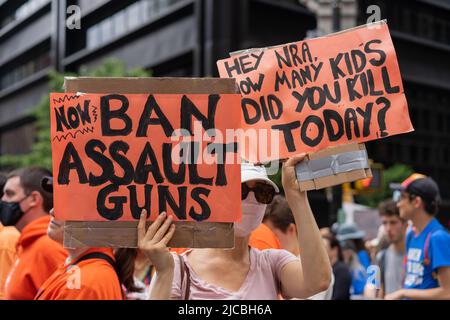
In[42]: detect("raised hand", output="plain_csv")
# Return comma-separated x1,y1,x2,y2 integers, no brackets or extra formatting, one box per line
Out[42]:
137,210,176,272
281,153,307,194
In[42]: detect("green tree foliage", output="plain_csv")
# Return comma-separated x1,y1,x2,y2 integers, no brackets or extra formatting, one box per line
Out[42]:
355,163,414,207
0,58,150,170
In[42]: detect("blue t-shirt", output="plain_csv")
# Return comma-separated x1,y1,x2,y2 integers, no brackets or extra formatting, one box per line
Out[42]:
350,267,367,295
357,250,371,270
404,218,450,289
348,251,370,295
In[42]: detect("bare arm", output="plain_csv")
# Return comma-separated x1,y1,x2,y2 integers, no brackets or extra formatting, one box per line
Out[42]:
148,268,174,300
385,267,450,300
279,154,332,299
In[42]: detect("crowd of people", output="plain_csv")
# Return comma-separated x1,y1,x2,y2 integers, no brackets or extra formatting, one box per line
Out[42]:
0,156,449,300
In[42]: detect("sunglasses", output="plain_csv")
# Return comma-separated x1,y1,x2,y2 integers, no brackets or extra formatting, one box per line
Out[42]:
241,182,275,204
393,190,401,202
393,190,415,203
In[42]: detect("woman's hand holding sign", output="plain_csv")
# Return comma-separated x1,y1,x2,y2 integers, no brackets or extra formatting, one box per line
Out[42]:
137,210,175,299
138,210,175,270
281,153,307,194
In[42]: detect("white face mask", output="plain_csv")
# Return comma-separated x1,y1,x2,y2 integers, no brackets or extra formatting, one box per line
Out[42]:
235,192,267,238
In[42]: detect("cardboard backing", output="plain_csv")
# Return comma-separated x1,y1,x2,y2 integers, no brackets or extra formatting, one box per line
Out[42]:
297,143,372,191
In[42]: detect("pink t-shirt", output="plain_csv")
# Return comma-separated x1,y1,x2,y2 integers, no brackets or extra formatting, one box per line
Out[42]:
169,248,298,300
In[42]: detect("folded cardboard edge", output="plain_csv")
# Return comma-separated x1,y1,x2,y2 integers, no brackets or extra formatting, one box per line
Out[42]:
298,143,372,191
64,77,239,94
64,221,234,249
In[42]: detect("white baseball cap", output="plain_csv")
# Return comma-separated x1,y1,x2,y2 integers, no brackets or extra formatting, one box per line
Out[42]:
241,162,279,192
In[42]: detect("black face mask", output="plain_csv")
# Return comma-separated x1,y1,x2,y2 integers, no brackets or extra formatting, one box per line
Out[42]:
0,196,29,226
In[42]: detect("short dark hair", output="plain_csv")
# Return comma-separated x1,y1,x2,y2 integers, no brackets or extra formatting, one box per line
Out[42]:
323,234,344,261
7,167,53,212
263,195,295,233
378,199,400,218
412,194,439,216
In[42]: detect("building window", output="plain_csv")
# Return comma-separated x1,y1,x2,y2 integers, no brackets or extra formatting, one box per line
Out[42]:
0,52,50,91
0,122,35,155
86,0,184,50
365,0,450,46
0,0,50,30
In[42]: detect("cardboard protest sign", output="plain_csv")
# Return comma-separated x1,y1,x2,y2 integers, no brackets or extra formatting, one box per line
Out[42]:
217,21,413,163
295,143,372,191
51,77,241,248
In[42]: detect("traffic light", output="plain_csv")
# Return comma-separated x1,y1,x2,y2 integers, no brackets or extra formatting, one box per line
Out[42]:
351,161,383,195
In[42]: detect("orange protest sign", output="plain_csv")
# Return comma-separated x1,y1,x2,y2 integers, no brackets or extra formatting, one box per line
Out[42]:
50,93,241,223
217,21,413,163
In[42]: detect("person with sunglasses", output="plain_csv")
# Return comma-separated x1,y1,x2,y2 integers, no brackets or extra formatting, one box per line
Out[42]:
139,154,332,300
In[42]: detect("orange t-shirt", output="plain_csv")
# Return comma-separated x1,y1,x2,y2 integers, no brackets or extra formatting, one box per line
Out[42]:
0,224,20,299
5,215,67,300
35,248,123,300
170,248,189,255
249,223,282,250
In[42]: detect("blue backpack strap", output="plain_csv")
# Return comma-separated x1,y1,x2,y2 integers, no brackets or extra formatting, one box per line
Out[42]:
423,232,433,266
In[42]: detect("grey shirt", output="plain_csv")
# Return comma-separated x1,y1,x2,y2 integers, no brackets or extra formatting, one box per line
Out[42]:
377,245,405,294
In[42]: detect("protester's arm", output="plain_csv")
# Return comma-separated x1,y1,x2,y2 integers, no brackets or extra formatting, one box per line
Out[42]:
279,154,332,299
137,210,175,300
385,266,450,300
148,268,174,300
